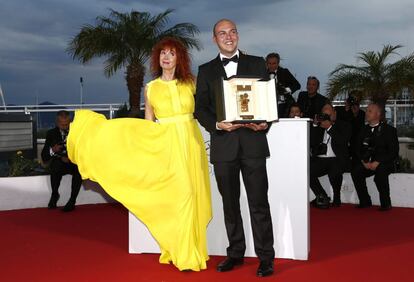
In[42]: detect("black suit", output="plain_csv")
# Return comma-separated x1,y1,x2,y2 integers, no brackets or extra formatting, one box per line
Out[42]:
297,92,328,118
270,67,300,118
351,122,399,207
41,127,82,205
195,52,274,261
310,120,351,202
336,107,366,166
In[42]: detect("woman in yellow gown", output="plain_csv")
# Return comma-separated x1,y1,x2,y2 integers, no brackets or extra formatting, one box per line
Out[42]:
67,38,212,271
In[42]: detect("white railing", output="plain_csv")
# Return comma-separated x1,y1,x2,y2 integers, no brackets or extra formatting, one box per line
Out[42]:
0,100,413,127
0,103,125,119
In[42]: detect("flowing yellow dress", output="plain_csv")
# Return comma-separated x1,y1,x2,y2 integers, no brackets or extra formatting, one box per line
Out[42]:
67,78,212,271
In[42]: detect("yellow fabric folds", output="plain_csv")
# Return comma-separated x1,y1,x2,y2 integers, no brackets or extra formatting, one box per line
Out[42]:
67,78,212,271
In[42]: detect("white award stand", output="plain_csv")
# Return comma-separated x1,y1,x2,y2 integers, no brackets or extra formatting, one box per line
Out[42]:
129,118,310,260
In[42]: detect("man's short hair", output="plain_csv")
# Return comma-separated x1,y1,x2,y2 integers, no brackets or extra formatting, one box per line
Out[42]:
266,52,280,63
213,18,236,35
288,102,302,112
322,101,334,111
56,110,70,118
307,75,320,88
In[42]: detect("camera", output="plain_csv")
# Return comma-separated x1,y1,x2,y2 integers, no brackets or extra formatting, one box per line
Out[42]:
311,142,328,156
276,83,291,96
55,140,68,157
346,96,358,107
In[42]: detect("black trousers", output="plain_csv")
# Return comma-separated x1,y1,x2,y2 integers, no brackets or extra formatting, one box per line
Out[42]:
213,157,275,261
49,159,82,202
351,162,392,207
310,157,343,201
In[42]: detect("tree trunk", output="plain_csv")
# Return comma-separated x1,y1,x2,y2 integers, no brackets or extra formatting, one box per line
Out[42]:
126,62,145,118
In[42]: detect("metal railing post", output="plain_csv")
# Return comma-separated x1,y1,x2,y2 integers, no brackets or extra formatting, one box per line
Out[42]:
394,100,397,128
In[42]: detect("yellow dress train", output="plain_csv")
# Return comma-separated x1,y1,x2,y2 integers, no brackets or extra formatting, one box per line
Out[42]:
67,78,212,271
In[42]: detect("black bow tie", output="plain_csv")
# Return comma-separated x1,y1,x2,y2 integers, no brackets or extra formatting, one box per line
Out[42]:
222,55,239,66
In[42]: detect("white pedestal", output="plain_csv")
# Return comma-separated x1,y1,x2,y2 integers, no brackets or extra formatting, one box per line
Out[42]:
129,118,310,260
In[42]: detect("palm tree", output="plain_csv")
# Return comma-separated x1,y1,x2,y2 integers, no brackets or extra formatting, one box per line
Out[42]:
67,9,201,116
327,45,414,104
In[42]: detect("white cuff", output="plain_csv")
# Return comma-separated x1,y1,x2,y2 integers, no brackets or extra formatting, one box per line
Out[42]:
216,122,222,130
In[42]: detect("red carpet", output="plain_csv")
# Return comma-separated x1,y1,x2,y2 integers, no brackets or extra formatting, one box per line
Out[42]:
1,203,413,282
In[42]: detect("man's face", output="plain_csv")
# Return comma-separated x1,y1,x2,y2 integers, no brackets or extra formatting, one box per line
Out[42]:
213,20,239,57
307,79,319,95
56,116,70,131
322,104,336,122
266,57,279,72
289,106,302,118
365,104,381,124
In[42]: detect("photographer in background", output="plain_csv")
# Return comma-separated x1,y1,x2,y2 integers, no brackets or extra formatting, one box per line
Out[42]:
336,93,366,166
350,103,399,211
297,76,328,118
41,110,82,212
310,103,351,208
266,52,300,117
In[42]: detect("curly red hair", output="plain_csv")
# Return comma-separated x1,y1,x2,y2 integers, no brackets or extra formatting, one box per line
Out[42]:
150,37,194,83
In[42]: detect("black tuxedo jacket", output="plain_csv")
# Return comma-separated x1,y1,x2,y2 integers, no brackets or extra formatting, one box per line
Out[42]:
41,127,66,163
297,92,328,118
355,123,399,164
195,52,270,163
310,120,352,171
274,66,301,94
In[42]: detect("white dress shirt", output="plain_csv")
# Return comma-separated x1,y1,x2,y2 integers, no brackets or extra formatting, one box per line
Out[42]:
220,50,239,78
216,50,240,129
318,126,336,158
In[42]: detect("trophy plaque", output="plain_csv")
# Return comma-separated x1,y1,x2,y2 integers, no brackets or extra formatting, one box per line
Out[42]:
216,76,278,123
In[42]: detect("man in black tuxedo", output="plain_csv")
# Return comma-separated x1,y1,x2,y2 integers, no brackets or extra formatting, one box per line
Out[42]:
310,103,351,208
195,19,274,277
266,52,300,118
41,110,82,212
351,103,399,211
335,94,366,167
297,76,328,118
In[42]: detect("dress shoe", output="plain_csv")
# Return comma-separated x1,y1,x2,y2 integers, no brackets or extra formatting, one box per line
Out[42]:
216,257,244,272
48,194,60,209
378,205,392,211
256,260,274,277
62,200,76,212
311,196,330,209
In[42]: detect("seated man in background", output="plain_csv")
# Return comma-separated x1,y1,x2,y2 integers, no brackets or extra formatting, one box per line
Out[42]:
297,76,328,118
266,52,300,117
310,103,351,208
350,103,399,211
288,103,303,118
41,110,82,212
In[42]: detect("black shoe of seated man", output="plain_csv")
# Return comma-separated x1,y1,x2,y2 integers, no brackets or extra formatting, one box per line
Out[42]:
378,205,392,211
314,196,330,209
256,260,274,277
62,200,76,212
216,257,244,272
48,194,60,209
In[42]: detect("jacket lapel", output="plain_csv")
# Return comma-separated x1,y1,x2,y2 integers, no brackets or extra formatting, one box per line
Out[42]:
236,51,249,76
213,55,227,79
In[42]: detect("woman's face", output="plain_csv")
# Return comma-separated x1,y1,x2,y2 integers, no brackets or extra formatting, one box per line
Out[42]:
159,47,177,71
